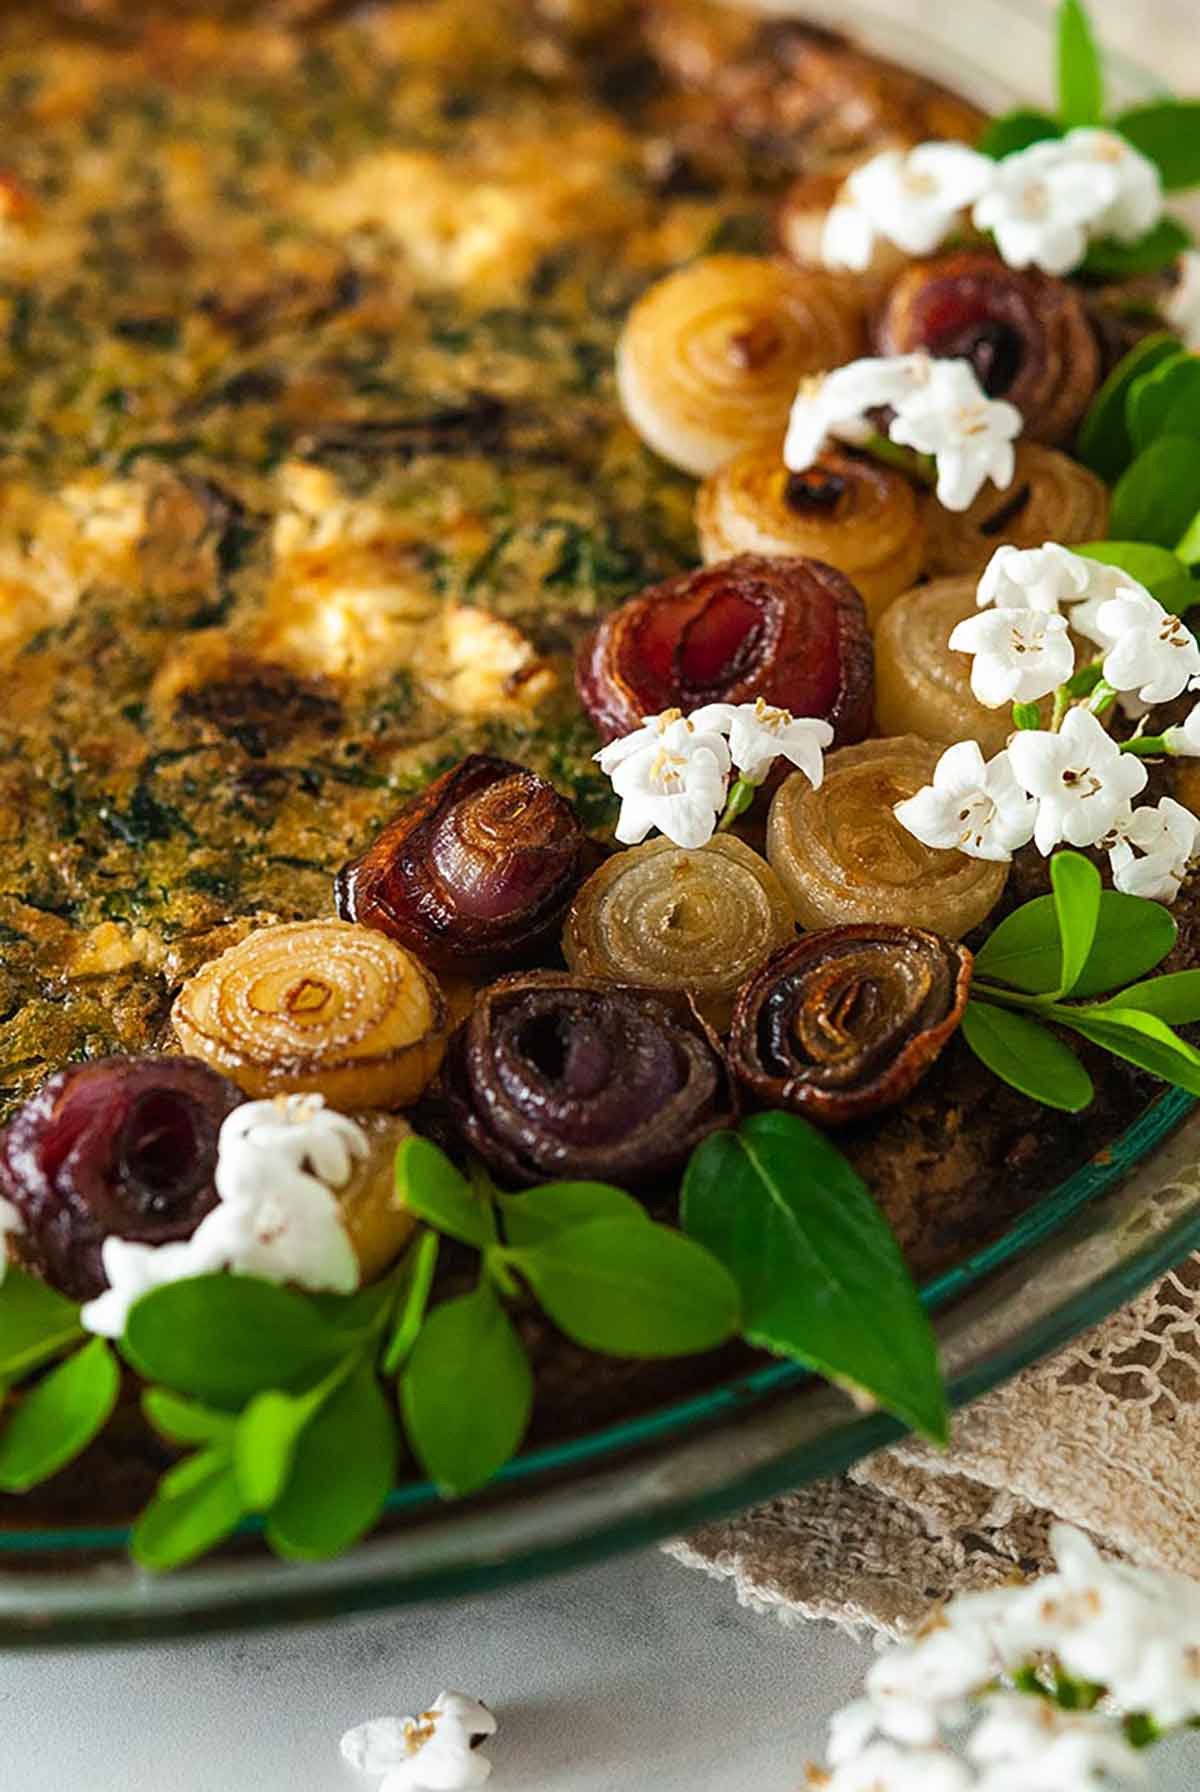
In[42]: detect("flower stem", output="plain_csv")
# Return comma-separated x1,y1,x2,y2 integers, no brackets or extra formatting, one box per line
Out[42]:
717,777,757,832
1121,731,1171,758
1086,678,1119,719
1050,684,1071,733
860,431,937,489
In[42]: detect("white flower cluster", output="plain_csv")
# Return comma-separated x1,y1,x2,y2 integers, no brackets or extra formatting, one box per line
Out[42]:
81,1094,366,1337
896,543,1200,901
342,1691,498,1792
816,1524,1200,1791
785,353,1021,512
824,130,1163,279
595,700,832,850
0,1194,22,1286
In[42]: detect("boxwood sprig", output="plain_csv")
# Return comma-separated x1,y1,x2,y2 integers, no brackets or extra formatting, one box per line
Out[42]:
963,850,1200,1110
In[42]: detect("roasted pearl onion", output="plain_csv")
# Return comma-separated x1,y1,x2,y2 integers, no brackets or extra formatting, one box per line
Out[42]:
616,254,866,476
729,925,972,1126
696,445,926,625
172,919,449,1110
563,835,796,1031
767,736,1007,937
922,441,1110,579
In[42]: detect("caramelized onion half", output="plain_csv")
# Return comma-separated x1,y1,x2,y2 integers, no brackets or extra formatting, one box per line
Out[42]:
729,925,972,1126
0,1056,242,1300
441,972,736,1186
876,251,1101,444
767,736,1007,936
616,255,865,476
696,445,926,625
875,577,1053,755
563,835,795,1031
172,919,449,1110
577,553,874,750
923,441,1110,579
336,755,585,973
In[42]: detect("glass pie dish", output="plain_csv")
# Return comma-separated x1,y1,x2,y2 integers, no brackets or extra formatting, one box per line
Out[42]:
0,0,1193,1645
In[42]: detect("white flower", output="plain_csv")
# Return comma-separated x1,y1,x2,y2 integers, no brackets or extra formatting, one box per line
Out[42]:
1167,250,1200,351
693,698,833,787
1060,127,1163,244
1007,708,1149,854
1109,797,1200,903
894,743,1037,863
821,1741,975,1792
341,1692,497,1792
0,1195,22,1285
972,138,1118,276
976,543,1095,614
784,354,934,470
1095,589,1200,705
215,1093,368,1199
967,1696,1146,1792
1165,702,1200,756
599,711,731,849
80,1231,228,1339
889,359,1022,511
821,143,995,270
948,606,1074,708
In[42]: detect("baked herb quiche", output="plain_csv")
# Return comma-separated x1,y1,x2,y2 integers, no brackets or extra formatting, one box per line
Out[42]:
3,0,1200,1569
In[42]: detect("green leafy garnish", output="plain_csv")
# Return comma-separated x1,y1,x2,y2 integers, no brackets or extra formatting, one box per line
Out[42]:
1056,0,1104,127
1072,541,1196,612
1113,101,1200,190
0,1268,84,1380
1051,850,1101,996
401,1279,532,1496
265,1365,395,1560
0,1338,119,1493
122,1275,344,1408
1111,437,1200,550
1128,355,1200,454
1077,335,1183,485
682,1112,947,1444
977,109,1061,160
960,1001,1094,1113
497,1181,650,1247
396,1134,494,1247
131,1450,246,1573
1081,217,1193,280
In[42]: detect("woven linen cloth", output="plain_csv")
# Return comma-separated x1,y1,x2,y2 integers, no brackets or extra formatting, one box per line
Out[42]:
667,1254,1200,1635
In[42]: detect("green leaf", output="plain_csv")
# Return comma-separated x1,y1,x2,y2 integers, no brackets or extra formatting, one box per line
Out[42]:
394,1135,493,1248
1011,700,1043,731
1111,436,1200,548
1095,970,1200,1024
0,1339,119,1492
1056,0,1104,126
142,1388,236,1448
1073,891,1177,996
1082,217,1194,280
0,1268,84,1380
961,1001,1094,1112
1051,851,1102,996
1128,353,1200,455
1066,1006,1200,1096
401,1280,532,1495
973,896,1063,993
1077,333,1182,483
234,1385,325,1514
508,1220,740,1359
1113,102,1200,190
977,109,1062,159
498,1181,650,1248
382,1230,439,1376
131,1448,246,1572
121,1275,343,1409
1073,541,1192,606
681,1113,947,1444
1174,509,1200,569
265,1363,396,1559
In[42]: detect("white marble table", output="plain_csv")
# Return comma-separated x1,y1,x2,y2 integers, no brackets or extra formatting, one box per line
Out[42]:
3,1548,1196,1790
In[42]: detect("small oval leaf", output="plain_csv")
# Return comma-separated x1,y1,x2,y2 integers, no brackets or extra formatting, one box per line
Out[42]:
961,1001,1094,1113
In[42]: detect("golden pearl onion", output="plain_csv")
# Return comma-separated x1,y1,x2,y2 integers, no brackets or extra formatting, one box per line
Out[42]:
172,919,449,1110
696,444,926,625
874,576,1052,755
563,834,796,1031
767,736,1008,937
923,442,1110,579
338,1112,418,1281
616,254,865,477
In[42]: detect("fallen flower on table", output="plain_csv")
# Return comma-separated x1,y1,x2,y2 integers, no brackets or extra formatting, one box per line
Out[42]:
341,1691,498,1791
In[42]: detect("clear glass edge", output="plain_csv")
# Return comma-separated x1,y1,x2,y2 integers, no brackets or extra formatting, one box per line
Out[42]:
0,1,1183,1641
